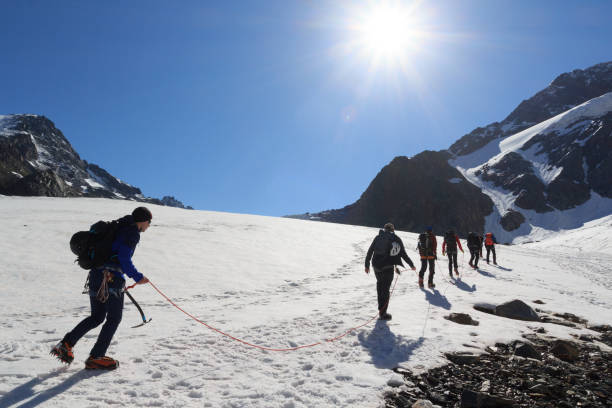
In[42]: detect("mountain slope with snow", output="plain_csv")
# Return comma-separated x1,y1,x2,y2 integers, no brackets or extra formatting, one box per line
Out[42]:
1,197,610,407
451,92,612,244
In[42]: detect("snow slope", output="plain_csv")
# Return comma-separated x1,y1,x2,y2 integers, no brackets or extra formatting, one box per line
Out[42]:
451,92,612,244
0,197,610,407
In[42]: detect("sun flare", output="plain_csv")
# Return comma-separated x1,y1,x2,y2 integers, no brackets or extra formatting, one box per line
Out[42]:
347,1,429,69
361,6,413,58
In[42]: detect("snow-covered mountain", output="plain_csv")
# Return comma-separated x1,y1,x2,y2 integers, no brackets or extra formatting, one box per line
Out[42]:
0,196,610,407
452,92,612,243
296,62,612,244
0,114,192,209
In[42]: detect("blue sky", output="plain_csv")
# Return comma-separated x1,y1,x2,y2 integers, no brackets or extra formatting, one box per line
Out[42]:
1,1,610,216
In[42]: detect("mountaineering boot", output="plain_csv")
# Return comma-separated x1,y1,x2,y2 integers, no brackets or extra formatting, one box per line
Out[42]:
494,261,497,265
454,268,459,277
418,278,424,288
428,281,435,289
50,341,74,364
85,356,119,370
468,260,473,267
379,313,392,321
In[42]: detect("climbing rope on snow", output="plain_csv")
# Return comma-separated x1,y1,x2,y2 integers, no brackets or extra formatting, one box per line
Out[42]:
132,272,402,352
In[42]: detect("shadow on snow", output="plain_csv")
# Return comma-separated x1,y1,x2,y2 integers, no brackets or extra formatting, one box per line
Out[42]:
0,368,106,408
453,278,476,292
423,288,452,310
358,320,425,369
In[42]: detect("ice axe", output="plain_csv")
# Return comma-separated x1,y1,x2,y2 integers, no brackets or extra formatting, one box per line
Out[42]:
124,285,152,328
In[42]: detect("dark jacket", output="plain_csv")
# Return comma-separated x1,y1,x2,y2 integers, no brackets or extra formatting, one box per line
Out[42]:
442,234,463,254
467,233,483,251
365,230,415,270
417,232,438,259
106,215,144,282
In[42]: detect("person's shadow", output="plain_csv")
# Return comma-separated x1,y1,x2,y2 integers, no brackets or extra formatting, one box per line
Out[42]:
476,268,496,278
454,278,476,292
495,265,512,271
0,368,106,408
358,320,425,369
423,288,451,310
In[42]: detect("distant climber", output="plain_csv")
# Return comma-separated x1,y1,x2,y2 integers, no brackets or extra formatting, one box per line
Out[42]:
442,230,463,277
417,226,437,289
484,232,498,265
365,223,416,320
467,231,483,269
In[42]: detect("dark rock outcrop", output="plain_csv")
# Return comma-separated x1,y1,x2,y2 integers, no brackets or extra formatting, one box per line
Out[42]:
0,114,191,209
296,151,494,235
500,210,525,232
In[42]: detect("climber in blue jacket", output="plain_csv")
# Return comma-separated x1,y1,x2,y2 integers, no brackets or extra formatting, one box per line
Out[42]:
51,207,152,370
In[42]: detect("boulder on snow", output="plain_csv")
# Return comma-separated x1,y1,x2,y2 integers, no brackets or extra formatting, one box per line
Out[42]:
473,302,496,315
445,313,479,326
495,299,540,321
550,340,579,362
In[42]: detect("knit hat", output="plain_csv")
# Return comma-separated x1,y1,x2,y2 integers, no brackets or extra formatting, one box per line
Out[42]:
132,207,153,223
383,222,395,232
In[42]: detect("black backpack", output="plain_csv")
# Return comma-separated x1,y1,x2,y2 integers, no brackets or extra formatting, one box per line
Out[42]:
444,231,457,251
373,232,394,256
418,233,430,251
467,232,479,247
70,220,121,269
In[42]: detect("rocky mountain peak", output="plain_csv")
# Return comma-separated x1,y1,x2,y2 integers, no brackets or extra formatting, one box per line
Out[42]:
0,114,191,209
449,61,612,157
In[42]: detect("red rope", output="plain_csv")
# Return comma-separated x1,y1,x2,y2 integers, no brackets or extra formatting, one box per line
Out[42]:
142,273,400,352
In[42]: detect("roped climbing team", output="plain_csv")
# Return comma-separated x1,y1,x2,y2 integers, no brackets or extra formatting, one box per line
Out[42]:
365,223,499,321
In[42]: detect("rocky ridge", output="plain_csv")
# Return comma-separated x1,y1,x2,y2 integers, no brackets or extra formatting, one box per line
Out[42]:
0,114,192,209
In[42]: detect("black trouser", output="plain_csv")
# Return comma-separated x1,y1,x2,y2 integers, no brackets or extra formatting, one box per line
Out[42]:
419,259,435,283
469,248,480,267
446,251,458,274
374,266,395,315
64,268,125,358
486,245,496,263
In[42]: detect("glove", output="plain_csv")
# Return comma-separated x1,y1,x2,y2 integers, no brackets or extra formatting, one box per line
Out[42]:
442,251,445,256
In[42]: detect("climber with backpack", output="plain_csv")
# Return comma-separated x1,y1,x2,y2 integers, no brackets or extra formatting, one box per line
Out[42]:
484,232,498,265
51,207,152,370
467,231,483,269
416,226,437,289
365,223,416,320
442,230,463,278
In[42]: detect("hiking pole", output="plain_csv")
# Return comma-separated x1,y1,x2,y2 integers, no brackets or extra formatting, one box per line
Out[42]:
124,288,152,328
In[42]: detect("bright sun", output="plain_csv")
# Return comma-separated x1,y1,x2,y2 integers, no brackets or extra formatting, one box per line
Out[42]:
348,1,428,69
362,7,412,58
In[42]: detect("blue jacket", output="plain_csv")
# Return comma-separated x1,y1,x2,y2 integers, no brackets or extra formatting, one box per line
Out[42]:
108,215,144,282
